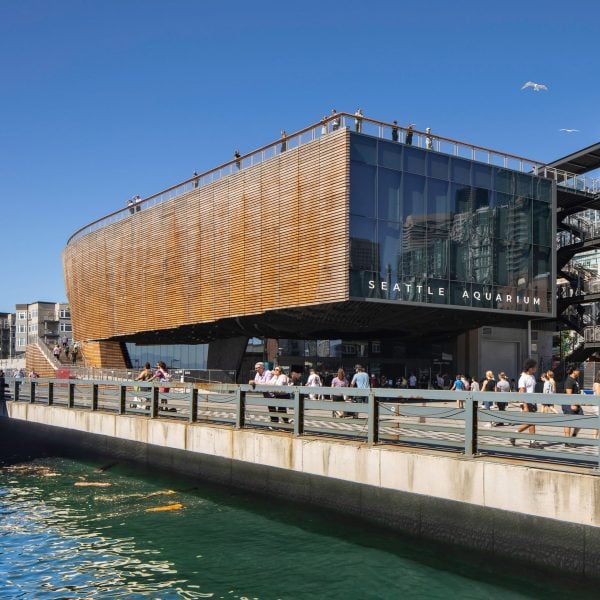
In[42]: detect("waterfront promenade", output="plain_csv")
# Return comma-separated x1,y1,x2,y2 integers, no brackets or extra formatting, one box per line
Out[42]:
4,377,600,576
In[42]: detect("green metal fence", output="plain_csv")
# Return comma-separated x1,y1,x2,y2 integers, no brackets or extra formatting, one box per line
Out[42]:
4,378,600,470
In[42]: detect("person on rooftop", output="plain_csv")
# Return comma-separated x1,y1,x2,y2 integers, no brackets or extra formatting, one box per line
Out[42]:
354,108,364,133
280,130,287,153
405,123,415,145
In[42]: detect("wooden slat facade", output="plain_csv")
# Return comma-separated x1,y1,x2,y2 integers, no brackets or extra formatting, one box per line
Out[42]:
63,130,350,346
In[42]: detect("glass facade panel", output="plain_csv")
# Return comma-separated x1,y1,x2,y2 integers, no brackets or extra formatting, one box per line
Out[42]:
428,153,449,180
450,158,471,185
349,133,554,315
378,141,402,171
532,201,552,246
377,168,402,222
534,178,552,202
473,164,493,189
126,343,208,370
350,135,377,165
515,173,533,198
350,217,378,271
350,162,376,218
403,146,426,175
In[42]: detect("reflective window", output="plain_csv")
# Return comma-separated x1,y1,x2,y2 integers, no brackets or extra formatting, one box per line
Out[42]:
348,133,553,315
378,140,402,170
404,146,427,175
515,173,533,198
403,174,426,221
428,153,449,180
473,164,493,189
532,201,552,246
450,158,471,185
126,343,208,370
350,218,378,271
350,135,377,165
350,162,376,218
377,168,402,222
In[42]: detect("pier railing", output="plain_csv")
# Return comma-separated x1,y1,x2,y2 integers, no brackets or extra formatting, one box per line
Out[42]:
66,113,600,245
4,377,600,470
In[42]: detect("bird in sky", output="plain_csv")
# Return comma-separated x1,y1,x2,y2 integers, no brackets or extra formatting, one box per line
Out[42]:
559,128,579,133
521,81,548,91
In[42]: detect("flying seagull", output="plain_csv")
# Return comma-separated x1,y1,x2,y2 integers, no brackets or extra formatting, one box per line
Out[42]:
559,128,579,133
521,81,548,91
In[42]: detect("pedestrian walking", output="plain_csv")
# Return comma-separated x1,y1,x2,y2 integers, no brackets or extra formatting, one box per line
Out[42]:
350,365,370,418
451,373,465,408
391,120,399,142
71,342,79,364
562,367,583,443
306,368,322,400
234,149,241,170
331,368,349,417
541,370,558,413
509,359,541,449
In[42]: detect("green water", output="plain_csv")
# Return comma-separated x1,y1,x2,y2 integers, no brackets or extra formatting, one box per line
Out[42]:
0,456,594,599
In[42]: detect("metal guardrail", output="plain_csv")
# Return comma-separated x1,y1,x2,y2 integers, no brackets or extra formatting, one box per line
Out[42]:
66,113,600,246
4,378,600,470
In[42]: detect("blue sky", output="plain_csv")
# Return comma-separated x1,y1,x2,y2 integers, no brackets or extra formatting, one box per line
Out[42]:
1,0,598,312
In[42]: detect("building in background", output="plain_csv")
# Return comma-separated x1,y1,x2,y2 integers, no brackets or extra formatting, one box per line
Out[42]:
0,312,16,360
14,301,72,355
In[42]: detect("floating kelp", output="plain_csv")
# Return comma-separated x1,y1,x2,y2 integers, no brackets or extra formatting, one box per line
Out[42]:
74,482,112,487
145,503,183,512
144,489,177,498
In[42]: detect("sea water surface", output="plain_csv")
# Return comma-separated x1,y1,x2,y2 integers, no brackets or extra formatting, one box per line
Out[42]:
0,455,595,599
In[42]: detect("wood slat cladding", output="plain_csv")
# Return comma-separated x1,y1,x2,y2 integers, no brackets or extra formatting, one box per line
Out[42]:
63,130,350,344
25,345,56,378
81,341,128,369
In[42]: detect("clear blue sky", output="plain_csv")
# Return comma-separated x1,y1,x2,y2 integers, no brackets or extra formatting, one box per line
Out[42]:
1,0,598,312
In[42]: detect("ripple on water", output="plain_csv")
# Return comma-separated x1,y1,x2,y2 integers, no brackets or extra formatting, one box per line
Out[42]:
0,457,598,599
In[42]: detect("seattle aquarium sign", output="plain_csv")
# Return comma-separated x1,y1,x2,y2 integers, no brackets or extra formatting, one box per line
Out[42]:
355,277,551,314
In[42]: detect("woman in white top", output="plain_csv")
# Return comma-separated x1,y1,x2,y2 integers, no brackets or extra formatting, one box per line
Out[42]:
269,366,290,424
542,370,558,414
306,368,322,400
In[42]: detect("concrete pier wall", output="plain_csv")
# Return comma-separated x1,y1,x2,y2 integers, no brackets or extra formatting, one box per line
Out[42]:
5,401,600,576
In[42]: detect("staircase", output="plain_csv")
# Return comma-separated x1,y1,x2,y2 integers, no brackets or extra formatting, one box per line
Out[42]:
26,341,60,378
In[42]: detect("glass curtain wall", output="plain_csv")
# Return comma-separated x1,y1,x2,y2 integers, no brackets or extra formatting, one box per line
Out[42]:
349,133,553,314
125,343,208,370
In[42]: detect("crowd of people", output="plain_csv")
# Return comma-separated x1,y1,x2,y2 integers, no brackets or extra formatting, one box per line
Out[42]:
52,340,79,365
248,359,596,443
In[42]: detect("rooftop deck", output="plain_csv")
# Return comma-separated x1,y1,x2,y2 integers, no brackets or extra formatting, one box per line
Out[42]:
67,113,600,245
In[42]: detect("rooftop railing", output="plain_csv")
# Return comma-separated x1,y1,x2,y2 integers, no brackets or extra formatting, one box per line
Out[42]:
66,113,600,245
